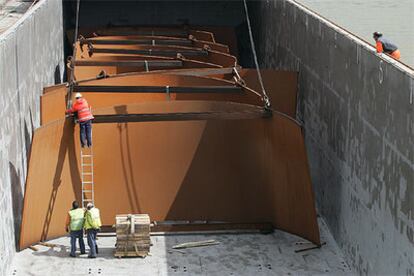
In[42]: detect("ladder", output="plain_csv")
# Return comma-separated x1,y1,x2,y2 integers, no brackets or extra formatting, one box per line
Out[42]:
81,147,94,208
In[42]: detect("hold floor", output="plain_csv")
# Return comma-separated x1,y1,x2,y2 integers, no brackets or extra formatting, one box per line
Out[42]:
11,220,353,275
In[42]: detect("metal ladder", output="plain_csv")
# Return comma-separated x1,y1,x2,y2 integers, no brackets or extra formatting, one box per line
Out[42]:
81,147,94,208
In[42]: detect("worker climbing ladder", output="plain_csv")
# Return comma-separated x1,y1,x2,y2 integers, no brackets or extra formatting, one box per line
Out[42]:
81,147,94,208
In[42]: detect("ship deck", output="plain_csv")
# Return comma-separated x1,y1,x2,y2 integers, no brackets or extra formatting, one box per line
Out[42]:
11,220,352,275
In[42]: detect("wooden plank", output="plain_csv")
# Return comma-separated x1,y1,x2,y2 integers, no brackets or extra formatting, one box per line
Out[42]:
172,240,220,249
151,222,274,233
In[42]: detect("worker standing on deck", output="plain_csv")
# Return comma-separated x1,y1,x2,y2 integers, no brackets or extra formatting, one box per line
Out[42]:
373,32,401,60
65,201,86,257
84,203,102,258
66,93,94,148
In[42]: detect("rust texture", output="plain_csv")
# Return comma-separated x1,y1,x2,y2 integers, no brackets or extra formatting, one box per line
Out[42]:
20,26,320,249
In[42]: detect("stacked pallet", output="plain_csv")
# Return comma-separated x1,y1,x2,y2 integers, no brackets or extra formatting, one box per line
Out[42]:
115,214,151,257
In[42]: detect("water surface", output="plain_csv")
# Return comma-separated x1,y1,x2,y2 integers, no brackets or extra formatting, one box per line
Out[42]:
296,0,414,67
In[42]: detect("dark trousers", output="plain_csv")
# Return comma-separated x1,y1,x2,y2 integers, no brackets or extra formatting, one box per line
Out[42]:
80,120,92,147
70,230,85,256
86,229,98,257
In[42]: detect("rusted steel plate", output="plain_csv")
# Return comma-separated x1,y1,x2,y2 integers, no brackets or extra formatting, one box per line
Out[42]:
73,85,242,94
25,26,320,252
81,35,229,53
72,60,220,81
75,43,237,67
82,38,194,46
20,101,319,249
40,70,298,125
88,47,208,57
70,27,215,42
74,60,183,67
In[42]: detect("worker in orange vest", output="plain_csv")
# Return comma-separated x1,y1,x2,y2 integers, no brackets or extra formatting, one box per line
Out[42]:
66,93,94,148
373,32,400,60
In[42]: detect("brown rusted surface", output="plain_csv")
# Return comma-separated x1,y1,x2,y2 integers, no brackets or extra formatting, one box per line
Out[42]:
76,47,237,68
41,69,297,124
22,26,320,250
72,58,220,80
40,74,264,125
20,100,319,249
81,35,229,53
40,69,297,125
70,27,239,53
69,27,215,42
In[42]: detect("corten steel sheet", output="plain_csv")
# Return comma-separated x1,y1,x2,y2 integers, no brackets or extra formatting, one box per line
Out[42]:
75,45,237,68
19,119,81,249
40,75,263,125
70,27,238,54
40,70,297,125
72,59,220,81
85,46,209,58
194,27,238,57
81,35,229,53
89,101,269,123
96,28,216,42
20,100,319,249
69,28,215,44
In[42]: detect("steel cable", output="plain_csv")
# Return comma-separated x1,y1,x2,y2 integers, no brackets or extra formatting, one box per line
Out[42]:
67,0,82,109
242,0,271,109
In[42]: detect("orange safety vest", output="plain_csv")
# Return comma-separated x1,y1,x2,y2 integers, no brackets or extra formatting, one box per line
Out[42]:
69,98,94,122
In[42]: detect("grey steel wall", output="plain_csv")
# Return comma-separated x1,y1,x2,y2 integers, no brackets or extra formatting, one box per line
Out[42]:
71,1,245,27
0,0,63,275
249,0,413,274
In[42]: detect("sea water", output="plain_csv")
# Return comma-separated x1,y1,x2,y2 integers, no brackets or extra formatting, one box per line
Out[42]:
296,0,414,67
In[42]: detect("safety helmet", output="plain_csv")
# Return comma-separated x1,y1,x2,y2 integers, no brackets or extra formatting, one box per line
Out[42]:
87,203,94,209
75,92,82,99
373,32,382,38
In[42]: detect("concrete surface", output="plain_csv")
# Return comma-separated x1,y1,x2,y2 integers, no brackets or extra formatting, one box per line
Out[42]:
0,0,63,275
0,0,34,33
248,0,414,274
11,219,352,275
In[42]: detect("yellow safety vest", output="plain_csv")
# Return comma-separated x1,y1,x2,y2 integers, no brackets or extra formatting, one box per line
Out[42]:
84,207,102,230
69,208,85,231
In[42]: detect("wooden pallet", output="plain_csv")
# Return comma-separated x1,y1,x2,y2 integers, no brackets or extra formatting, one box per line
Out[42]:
115,214,151,258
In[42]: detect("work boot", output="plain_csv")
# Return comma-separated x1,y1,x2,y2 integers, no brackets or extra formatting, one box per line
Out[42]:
88,255,96,258
70,254,76,257
80,251,86,255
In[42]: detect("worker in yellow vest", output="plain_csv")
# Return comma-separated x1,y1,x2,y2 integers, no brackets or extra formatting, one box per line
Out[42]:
65,201,86,257
84,203,102,258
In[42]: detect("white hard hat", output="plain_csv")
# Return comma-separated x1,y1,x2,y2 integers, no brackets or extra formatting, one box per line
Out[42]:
75,93,82,98
87,203,93,209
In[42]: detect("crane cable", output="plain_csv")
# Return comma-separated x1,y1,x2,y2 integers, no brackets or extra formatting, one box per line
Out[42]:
67,0,81,109
242,0,271,109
